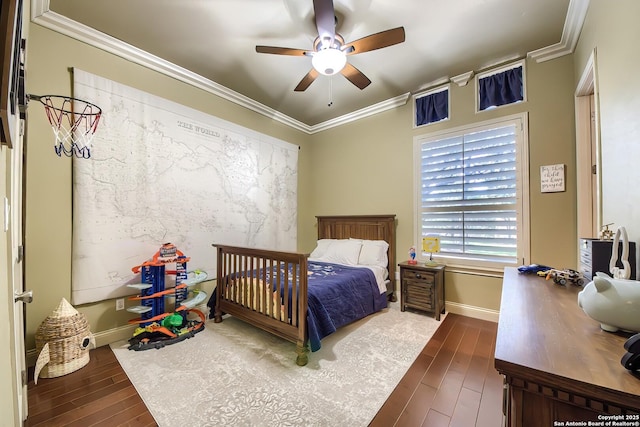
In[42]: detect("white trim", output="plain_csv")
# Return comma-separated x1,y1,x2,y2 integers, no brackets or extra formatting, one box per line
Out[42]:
450,71,474,87
309,93,410,134
575,50,596,97
412,84,450,129
475,59,527,113
413,76,451,94
30,4,310,132
519,114,531,265
413,112,528,149
413,84,449,99
475,59,525,80
445,301,499,323
31,0,587,133
575,49,601,245
413,112,530,269
30,0,409,134
528,0,591,63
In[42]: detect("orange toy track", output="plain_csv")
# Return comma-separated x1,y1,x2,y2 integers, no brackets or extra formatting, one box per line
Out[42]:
131,247,191,274
128,283,187,301
146,325,177,338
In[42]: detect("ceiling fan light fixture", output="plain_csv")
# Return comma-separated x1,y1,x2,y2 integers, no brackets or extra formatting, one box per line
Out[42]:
312,48,347,76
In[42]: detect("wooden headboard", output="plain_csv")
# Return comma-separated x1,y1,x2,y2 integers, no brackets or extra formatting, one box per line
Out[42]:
316,215,397,300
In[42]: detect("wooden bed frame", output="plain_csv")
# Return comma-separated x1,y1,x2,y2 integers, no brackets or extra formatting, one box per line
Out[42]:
212,214,396,366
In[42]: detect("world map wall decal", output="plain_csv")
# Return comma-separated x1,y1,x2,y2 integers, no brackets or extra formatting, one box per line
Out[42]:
71,69,298,305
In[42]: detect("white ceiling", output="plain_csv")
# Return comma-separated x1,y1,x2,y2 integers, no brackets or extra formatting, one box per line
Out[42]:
42,0,580,129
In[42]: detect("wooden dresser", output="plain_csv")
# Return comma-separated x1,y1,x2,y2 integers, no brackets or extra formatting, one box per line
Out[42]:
495,267,640,426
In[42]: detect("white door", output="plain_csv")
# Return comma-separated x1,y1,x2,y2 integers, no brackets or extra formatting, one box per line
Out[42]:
11,117,28,422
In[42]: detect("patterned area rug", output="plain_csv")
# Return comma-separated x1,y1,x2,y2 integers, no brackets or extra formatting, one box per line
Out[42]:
111,302,443,426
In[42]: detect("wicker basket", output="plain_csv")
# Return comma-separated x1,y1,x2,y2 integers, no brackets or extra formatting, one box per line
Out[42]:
34,298,93,381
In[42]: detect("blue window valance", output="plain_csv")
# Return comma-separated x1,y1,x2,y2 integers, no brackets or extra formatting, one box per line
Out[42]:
415,89,449,126
478,66,523,110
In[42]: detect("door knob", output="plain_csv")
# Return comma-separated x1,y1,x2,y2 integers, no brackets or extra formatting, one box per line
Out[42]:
14,290,33,304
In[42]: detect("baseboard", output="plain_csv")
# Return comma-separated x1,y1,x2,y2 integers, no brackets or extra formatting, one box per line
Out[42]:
26,324,137,367
26,305,211,367
445,301,500,323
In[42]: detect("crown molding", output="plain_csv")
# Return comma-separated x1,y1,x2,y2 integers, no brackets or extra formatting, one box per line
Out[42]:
31,0,589,133
528,0,590,63
450,71,474,87
308,93,410,134
30,0,411,134
30,1,311,133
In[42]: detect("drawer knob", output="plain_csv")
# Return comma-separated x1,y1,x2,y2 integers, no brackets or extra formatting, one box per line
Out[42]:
415,273,422,279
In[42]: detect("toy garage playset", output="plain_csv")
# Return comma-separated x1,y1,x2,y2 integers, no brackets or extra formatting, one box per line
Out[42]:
126,243,208,350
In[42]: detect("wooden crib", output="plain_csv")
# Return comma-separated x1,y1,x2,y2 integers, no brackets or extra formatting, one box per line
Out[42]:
212,214,396,366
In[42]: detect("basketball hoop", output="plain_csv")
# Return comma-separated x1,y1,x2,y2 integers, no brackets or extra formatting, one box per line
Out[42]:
29,94,102,159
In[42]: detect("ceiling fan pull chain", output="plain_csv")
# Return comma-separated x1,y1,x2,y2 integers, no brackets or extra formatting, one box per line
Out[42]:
328,77,333,107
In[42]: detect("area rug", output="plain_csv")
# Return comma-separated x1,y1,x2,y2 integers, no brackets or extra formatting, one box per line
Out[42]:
110,302,443,426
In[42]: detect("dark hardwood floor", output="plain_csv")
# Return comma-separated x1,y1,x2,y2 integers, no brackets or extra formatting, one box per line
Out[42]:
369,313,504,427
25,346,156,427
25,313,503,427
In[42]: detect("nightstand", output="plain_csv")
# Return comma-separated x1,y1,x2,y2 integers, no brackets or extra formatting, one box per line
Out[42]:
399,262,445,320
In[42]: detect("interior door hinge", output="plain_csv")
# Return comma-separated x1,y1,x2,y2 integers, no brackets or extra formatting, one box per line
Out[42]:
592,165,597,175
17,245,24,263
21,370,27,386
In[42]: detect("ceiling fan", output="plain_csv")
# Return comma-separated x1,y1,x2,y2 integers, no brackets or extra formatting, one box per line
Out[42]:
255,0,405,92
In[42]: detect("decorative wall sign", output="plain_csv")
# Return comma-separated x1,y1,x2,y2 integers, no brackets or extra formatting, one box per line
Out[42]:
540,164,565,193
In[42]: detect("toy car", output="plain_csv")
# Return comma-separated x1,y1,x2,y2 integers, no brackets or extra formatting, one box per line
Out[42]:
545,268,585,286
517,264,552,274
537,269,551,277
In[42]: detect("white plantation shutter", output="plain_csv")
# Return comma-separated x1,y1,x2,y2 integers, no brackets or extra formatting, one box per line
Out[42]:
416,116,528,266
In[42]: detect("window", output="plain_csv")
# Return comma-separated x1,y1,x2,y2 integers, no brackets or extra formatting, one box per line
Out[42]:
414,85,449,127
477,60,525,112
414,114,529,269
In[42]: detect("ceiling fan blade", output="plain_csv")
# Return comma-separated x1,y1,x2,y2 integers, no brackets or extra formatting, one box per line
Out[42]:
313,0,336,46
340,63,371,90
294,69,320,92
256,46,310,56
343,27,406,55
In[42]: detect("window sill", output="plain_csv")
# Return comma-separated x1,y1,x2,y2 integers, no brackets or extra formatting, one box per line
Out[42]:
424,257,514,278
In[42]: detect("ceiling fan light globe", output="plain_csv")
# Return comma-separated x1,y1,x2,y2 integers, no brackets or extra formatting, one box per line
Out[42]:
312,48,347,76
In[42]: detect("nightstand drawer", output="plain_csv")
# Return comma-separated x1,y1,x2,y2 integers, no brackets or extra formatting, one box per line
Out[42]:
402,269,435,283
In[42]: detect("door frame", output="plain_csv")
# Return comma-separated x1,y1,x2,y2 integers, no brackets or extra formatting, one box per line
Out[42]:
575,49,601,244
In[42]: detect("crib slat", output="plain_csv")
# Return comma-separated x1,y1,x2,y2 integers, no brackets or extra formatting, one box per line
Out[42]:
212,243,309,364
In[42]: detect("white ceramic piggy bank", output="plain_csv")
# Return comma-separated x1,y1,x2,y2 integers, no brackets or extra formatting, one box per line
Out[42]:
577,272,640,332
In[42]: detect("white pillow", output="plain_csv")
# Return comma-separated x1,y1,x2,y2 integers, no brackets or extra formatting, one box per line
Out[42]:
310,239,335,259
321,239,363,265
358,240,389,268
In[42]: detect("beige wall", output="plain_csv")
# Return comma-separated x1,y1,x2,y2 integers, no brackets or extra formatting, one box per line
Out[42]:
574,0,640,256
23,12,579,352
24,23,313,350
7,0,638,420
307,55,578,312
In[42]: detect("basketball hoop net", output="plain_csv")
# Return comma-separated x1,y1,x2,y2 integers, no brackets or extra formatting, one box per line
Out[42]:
30,94,102,159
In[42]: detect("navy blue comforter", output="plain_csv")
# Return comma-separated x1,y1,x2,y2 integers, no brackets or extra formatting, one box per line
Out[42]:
207,261,388,352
